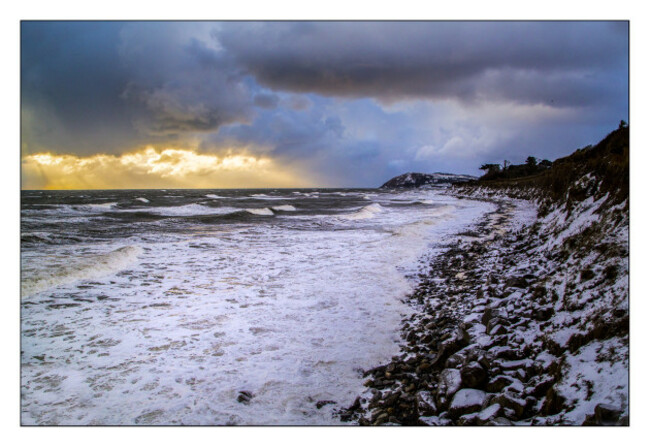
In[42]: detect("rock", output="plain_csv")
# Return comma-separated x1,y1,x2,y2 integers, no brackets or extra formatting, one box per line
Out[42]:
534,352,561,376
437,368,462,409
458,412,480,425
476,403,502,425
534,306,554,321
486,316,510,334
506,276,529,288
487,345,519,360
416,391,437,416
445,351,465,369
432,331,469,368
481,307,495,326
460,361,487,389
491,392,526,420
237,390,254,404
524,396,538,417
383,391,401,407
502,378,524,395
487,417,514,426
486,375,515,393
448,389,488,418
374,412,389,425
594,403,624,425
488,324,508,336
316,400,336,409
540,387,564,416
457,324,472,345
496,358,534,373
416,361,431,373
529,375,555,398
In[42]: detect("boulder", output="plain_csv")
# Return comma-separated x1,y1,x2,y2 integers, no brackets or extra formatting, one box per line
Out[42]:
529,375,556,398
486,375,515,393
506,276,529,288
448,389,488,418
487,345,519,361
487,417,514,426
437,368,462,409
432,330,469,368
491,392,526,420
534,306,555,321
594,403,624,425
475,403,502,425
486,316,510,334
488,324,508,336
534,352,561,376
460,361,487,389
416,390,437,416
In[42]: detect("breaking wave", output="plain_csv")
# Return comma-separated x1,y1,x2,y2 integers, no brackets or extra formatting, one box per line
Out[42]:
342,203,384,220
22,245,142,297
246,208,275,216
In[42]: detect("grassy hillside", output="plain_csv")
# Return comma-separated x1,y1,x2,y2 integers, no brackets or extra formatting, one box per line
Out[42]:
472,126,629,209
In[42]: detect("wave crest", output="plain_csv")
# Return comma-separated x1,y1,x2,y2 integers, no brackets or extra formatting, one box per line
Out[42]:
342,203,384,220
22,245,142,297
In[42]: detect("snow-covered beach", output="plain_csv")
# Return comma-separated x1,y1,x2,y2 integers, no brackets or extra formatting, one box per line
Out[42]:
342,180,628,425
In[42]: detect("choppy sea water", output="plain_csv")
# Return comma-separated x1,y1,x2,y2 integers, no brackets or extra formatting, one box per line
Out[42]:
21,188,494,425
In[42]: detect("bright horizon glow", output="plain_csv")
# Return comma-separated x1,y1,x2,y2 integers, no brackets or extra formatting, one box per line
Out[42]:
21,147,314,190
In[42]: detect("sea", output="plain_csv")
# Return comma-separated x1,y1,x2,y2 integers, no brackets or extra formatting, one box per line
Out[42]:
20,187,494,425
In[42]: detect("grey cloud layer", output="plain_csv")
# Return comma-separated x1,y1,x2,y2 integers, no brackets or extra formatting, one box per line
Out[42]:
21,21,628,186
216,21,628,107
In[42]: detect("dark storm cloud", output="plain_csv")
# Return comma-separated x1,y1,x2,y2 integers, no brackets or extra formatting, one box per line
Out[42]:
21,22,258,155
21,21,140,154
215,21,628,107
117,24,254,136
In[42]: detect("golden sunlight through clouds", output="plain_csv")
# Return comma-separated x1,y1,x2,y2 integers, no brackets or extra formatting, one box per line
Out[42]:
21,148,312,190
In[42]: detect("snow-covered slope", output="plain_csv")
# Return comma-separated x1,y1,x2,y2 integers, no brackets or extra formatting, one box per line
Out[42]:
341,127,628,426
380,172,476,189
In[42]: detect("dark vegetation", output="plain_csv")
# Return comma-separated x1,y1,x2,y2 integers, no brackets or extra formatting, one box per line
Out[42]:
479,157,553,181
475,122,629,207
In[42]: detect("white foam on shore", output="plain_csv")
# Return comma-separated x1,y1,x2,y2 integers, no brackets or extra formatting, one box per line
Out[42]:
21,189,495,425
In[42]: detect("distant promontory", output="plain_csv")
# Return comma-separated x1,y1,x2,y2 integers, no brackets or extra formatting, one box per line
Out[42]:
380,172,476,189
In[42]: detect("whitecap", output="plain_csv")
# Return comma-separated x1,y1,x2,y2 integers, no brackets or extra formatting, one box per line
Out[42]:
341,203,384,220
246,208,274,216
147,204,239,217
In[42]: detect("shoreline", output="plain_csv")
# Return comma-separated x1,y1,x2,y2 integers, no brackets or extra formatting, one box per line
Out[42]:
338,188,628,426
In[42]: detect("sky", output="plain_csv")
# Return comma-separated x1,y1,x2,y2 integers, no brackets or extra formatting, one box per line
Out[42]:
20,21,629,189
